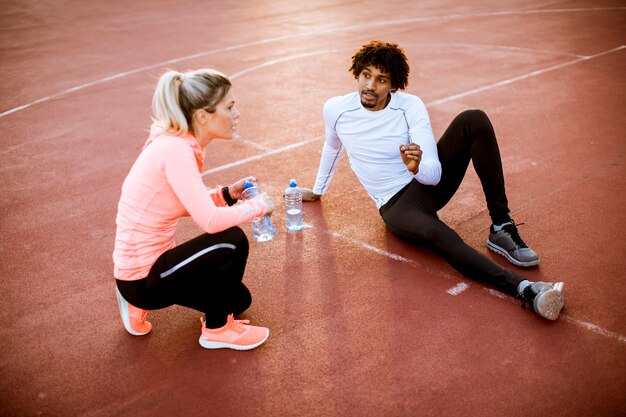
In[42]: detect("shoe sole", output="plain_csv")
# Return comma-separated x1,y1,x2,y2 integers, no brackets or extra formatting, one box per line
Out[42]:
115,286,150,336
534,283,565,320
487,240,540,267
198,329,270,351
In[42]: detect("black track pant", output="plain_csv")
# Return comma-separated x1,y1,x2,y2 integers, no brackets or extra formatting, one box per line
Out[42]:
116,227,251,328
379,109,526,295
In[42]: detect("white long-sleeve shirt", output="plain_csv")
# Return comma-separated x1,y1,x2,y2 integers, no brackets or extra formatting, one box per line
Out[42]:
312,91,442,208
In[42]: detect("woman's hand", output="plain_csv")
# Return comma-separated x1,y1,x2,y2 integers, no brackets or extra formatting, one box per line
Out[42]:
257,193,274,215
228,176,273,214
399,144,422,175
227,176,258,200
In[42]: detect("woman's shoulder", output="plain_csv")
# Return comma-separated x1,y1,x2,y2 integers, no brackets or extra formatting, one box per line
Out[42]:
148,129,195,152
140,133,198,171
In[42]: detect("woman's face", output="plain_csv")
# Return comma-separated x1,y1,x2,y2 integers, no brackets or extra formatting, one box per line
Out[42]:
196,88,240,146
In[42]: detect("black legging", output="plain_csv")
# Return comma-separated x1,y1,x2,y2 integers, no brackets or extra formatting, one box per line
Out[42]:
380,109,526,295
116,227,252,328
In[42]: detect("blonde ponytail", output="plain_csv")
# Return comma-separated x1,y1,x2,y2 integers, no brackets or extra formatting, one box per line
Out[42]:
151,68,232,136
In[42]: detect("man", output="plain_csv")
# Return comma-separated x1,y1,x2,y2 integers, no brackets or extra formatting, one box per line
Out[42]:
301,40,565,320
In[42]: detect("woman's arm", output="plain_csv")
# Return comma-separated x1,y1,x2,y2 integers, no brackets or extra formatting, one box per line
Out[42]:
163,142,268,233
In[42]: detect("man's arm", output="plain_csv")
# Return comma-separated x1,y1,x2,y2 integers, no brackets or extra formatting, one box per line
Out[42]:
405,98,441,185
303,98,344,202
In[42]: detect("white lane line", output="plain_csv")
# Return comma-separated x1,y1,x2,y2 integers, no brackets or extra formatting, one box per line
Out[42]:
483,288,626,344
483,288,509,300
229,49,344,80
360,7,626,30
330,232,415,264
447,282,470,296
330,231,455,281
201,136,321,176
428,45,626,107
2,7,624,119
334,232,626,345
560,315,626,344
410,42,587,59
204,45,622,175
239,138,273,152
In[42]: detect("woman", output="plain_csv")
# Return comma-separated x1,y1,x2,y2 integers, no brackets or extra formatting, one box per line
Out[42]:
113,69,274,350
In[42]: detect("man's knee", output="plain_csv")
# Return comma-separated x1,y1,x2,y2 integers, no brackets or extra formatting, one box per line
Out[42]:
386,219,440,245
459,108,490,126
420,222,446,244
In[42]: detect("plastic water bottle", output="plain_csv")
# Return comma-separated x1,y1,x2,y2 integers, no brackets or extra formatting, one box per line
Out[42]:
285,179,303,231
241,181,276,242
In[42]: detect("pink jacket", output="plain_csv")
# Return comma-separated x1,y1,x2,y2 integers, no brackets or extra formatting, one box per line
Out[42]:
113,124,267,281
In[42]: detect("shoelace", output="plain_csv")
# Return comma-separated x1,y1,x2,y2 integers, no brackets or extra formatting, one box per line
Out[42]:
226,315,250,333
200,315,251,332
139,309,148,323
516,283,539,310
516,291,528,310
503,221,529,249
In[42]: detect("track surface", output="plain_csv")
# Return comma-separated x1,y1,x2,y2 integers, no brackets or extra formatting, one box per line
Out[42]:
1,1,625,416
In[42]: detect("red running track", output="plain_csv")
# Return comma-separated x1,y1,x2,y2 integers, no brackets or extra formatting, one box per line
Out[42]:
1,1,625,416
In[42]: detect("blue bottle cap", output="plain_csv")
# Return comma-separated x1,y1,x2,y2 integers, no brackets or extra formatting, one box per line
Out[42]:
289,179,297,187
243,181,254,189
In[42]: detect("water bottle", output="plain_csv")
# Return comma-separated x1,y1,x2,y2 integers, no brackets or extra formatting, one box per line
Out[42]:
285,179,303,231
241,181,276,242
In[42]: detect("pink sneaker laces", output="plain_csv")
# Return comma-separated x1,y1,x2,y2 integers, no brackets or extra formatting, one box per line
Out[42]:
201,314,249,332
138,309,148,323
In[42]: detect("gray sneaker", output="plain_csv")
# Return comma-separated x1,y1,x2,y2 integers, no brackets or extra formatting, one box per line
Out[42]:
487,222,539,267
517,282,565,320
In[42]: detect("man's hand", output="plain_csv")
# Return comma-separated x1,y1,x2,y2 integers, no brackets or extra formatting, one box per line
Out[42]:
399,144,422,175
300,187,321,202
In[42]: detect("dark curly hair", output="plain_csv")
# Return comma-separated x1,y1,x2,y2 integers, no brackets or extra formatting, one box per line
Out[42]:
349,40,410,91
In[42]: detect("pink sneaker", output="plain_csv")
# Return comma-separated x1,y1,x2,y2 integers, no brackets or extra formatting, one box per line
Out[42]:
199,314,269,350
115,286,152,336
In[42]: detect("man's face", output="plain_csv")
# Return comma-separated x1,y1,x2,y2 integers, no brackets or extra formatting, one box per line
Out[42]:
357,65,393,111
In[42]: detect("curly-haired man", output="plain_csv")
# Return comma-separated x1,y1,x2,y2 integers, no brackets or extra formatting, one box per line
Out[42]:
301,40,565,320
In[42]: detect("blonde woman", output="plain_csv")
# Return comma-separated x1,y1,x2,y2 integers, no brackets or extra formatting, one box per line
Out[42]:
113,69,273,350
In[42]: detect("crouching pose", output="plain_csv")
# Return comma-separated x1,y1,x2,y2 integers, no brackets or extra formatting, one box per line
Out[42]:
113,69,273,349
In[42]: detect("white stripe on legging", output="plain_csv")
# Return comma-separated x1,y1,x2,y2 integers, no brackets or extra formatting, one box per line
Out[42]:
159,243,236,279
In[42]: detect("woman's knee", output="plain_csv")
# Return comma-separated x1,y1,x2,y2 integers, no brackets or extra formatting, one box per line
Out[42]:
220,226,249,254
231,283,252,316
194,227,249,267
